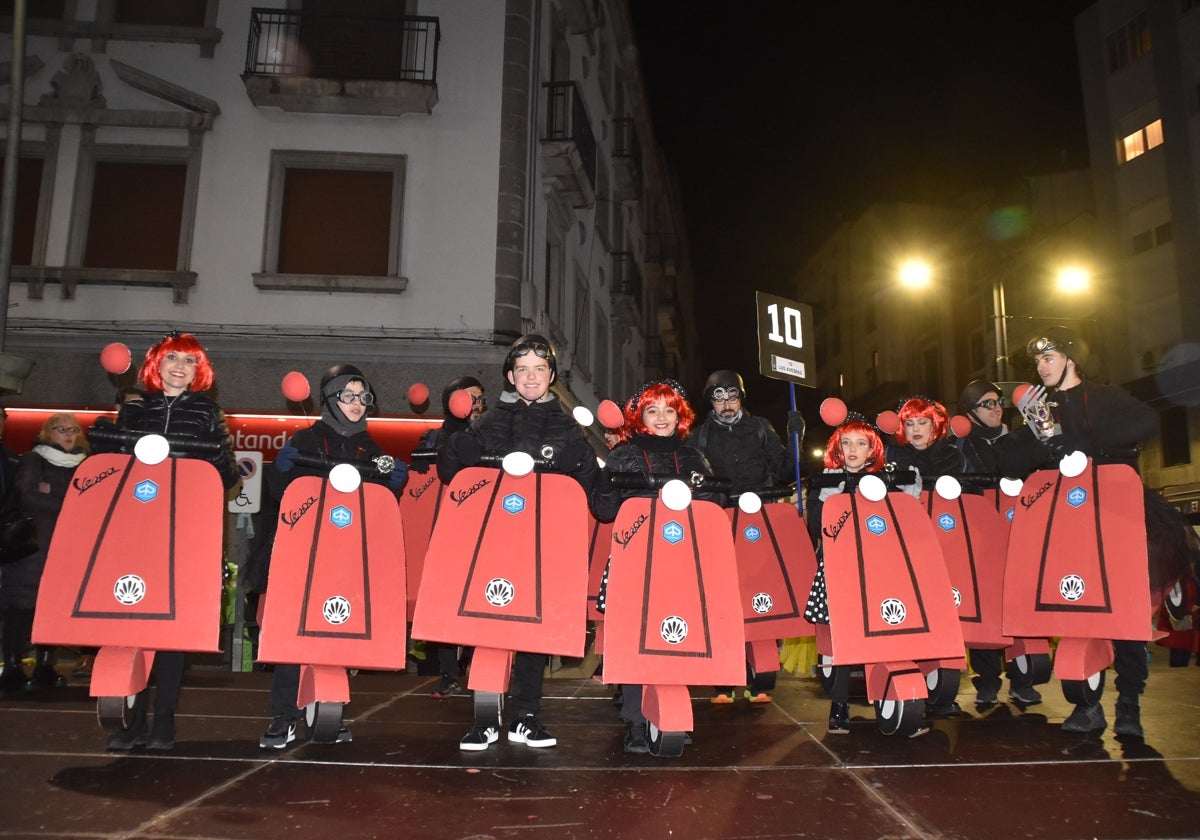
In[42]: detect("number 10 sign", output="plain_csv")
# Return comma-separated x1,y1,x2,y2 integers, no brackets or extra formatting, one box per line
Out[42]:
756,291,815,388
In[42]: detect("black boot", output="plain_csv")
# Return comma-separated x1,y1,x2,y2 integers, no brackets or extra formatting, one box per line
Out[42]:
1114,697,1143,739
828,702,850,735
147,711,175,750
0,657,25,692
28,647,67,689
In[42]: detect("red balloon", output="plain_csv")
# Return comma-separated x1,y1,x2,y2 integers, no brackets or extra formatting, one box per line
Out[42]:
949,414,973,438
1012,383,1032,405
597,399,624,429
875,410,901,435
407,382,429,406
281,371,310,402
448,388,473,419
100,342,131,375
819,397,848,426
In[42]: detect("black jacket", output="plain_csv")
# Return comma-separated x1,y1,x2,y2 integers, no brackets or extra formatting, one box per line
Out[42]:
692,411,791,495
99,391,239,490
887,436,965,481
437,391,599,493
997,381,1157,478
274,421,388,497
591,433,723,522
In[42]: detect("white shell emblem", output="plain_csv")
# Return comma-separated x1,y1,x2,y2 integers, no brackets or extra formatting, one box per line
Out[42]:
880,598,907,625
322,596,351,625
660,615,688,644
113,574,147,606
485,577,515,607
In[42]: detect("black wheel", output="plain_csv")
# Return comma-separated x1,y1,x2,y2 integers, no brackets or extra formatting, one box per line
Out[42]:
817,654,836,694
1062,670,1105,706
1164,581,1189,624
97,694,140,730
874,698,926,737
305,701,343,744
925,667,961,708
473,689,503,728
647,721,687,757
1007,652,1052,686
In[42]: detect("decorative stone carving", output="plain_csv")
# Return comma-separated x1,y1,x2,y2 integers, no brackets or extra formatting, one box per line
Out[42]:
40,54,106,108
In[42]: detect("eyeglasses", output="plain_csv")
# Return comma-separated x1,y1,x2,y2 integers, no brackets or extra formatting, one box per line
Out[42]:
470,394,487,407
335,390,374,406
53,426,81,434
973,398,1004,411
711,387,741,402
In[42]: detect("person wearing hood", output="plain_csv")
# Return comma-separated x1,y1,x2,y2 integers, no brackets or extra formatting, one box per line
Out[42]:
0,415,89,693
258,364,408,750
956,380,1009,476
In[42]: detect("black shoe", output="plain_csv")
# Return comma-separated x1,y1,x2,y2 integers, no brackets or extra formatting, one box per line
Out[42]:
1062,702,1106,733
147,713,175,750
259,715,298,749
459,723,499,751
624,721,650,754
28,663,67,690
827,702,850,735
0,663,26,692
926,701,962,717
1114,698,1143,739
432,675,462,699
508,715,556,748
106,720,149,750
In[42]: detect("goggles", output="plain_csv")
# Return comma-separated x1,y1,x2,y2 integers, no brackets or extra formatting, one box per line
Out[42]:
53,425,81,434
973,398,1004,411
511,341,552,360
1027,336,1059,355
711,387,741,402
335,390,374,406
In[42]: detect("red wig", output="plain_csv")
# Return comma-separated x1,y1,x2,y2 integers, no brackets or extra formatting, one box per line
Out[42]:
624,381,695,439
895,397,948,445
824,419,885,472
138,332,215,393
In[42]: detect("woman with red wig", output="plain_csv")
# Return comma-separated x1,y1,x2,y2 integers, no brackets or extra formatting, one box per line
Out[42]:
93,331,239,752
591,379,723,753
887,396,965,484
804,414,923,736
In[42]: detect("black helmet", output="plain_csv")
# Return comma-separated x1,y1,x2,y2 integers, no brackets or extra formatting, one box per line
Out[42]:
1026,325,1089,370
504,334,557,378
703,369,745,402
320,363,370,405
441,375,483,415
959,379,1002,413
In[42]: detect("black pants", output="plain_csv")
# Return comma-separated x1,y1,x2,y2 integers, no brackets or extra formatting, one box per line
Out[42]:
268,663,302,719
826,664,851,705
619,684,645,725
149,651,185,716
1112,639,1148,700
509,652,546,719
969,648,1003,693
2,608,33,664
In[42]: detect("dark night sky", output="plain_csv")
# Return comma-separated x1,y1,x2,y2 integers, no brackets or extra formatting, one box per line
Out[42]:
627,1,1096,411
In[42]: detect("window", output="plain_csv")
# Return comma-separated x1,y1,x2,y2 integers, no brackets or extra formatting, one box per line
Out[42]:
1119,119,1163,164
1106,12,1150,73
0,155,46,266
1161,406,1191,468
1155,222,1172,245
1132,230,1154,254
255,150,407,293
573,271,591,377
594,303,609,395
68,140,200,276
544,232,565,331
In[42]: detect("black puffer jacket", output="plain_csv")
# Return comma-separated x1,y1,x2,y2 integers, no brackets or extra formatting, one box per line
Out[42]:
693,411,791,495
98,391,239,490
438,391,598,492
887,436,965,482
591,433,724,522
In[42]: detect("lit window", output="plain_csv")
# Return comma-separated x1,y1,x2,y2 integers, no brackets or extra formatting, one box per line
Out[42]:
1119,118,1164,164
1145,118,1163,149
1122,130,1146,162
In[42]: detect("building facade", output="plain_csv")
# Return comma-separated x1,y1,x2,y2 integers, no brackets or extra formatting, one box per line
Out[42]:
0,0,698,439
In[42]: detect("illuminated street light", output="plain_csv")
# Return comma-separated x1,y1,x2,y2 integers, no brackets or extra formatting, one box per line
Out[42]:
1056,266,1090,294
898,259,932,289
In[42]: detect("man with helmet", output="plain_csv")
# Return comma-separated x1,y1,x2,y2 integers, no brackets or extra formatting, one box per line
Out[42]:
1000,326,1158,737
258,363,409,749
438,335,600,751
693,369,796,703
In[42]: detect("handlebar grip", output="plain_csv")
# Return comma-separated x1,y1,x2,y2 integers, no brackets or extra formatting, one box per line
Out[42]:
289,452,394,476
86,426,224,455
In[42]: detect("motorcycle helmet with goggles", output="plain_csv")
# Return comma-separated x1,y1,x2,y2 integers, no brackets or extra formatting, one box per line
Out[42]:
1026,325,1089,372
503,334,557,379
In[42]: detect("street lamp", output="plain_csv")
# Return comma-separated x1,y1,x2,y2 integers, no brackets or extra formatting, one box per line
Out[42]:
898,259,932,290
1056,265,1090,294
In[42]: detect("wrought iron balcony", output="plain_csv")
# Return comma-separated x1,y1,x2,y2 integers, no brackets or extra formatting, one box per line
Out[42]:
540,81,596,208
612,117,642,199
242,8,439,116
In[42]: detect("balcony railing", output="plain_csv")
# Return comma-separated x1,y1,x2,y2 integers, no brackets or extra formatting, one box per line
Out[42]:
612,251,643,323
245,8,439,82
541,81,596,205
612,117,642,198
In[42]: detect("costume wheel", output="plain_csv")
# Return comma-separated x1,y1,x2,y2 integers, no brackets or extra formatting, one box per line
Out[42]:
647,721,687,757
1006,653,1052,686
1061,670,1105,706
473,689,503,728
305,701,343,743
817,654,836,694
925,667,960,707
1164,581,1189,624
97,694,140,730
874,698,925,737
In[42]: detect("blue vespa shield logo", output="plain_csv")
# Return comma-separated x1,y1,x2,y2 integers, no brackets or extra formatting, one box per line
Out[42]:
865,515,887,535
938,513,956,532
503,493,526,514
330,505,352,528
1067,487,1088,508
743,525,761,542
133,480,159,503
662,521,684,544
